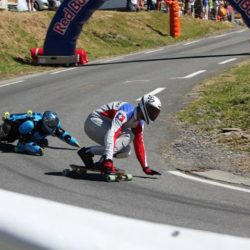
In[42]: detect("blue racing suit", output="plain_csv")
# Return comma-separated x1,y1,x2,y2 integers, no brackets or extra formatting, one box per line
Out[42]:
0,112,80,155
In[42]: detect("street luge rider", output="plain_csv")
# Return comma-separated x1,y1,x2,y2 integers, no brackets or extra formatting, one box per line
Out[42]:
0,110,80,155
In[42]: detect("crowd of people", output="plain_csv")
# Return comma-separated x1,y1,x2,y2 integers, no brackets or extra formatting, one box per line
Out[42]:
184,0,233,21
127,0,234,22
127,0,164,11
14,0,236,24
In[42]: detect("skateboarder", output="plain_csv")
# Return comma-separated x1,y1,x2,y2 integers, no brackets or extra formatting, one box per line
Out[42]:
78,94,162,175
0,110,80,155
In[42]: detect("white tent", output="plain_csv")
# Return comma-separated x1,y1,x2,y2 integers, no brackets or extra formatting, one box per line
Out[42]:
0,0,7,10
17,0,28,11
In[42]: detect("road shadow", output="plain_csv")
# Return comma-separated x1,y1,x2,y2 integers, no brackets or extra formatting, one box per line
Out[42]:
12,56,33,65
12,56,69,68
13,52,250,68
46,146,77,151
45,170,105,182
133,175,159,180
45,171,63,177
45,170,160,181
0,142,15,154
145,24,169,36
82,52,250,67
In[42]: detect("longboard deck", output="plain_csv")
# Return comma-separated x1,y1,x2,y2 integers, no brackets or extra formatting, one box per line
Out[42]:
62,164,132,182
71,164,125,173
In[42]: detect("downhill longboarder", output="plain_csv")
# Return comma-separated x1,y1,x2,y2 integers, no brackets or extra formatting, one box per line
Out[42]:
77,94,162,176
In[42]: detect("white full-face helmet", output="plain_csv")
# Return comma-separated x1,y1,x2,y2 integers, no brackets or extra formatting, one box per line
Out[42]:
139,94,161,124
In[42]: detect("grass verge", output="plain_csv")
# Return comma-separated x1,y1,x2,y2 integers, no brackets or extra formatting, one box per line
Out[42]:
178,60,250,153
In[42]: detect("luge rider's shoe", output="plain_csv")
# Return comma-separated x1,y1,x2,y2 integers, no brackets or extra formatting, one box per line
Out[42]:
77,147,94,167
38,138,49,148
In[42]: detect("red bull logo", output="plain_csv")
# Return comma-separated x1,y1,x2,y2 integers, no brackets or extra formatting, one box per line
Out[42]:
239,0,250,15
53,0,88,35
228,0,250,28
231,0,250,15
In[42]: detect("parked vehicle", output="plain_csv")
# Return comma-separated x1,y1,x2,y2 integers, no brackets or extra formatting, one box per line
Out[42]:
48,0,61,10
34,0,48,10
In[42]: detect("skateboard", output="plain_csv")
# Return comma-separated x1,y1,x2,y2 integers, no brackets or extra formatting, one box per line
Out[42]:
62,164,133,182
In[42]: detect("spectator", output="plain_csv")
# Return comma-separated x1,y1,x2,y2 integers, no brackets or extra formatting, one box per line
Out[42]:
227,3,233,21
147,0,156,10
194,0,203,18
214,0,220,20
127,0,140,11
138,0,144,10
190,0,195,17
184,0,190,15
26,0,34,11
203,0,209,19
218,0,227,21
156,0,162,10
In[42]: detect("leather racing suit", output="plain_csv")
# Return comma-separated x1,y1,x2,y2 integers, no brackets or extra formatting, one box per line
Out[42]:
0,112,80,155
84,101,148,168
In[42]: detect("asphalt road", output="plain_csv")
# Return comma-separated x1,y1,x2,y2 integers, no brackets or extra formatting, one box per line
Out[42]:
0,27,250,238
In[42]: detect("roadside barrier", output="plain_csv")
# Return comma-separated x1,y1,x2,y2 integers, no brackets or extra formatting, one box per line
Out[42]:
30,48,88,66
165,0,181,38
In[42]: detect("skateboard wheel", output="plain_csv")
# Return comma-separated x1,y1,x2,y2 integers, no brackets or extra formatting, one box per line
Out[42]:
2,112,10,121
39,148,45,156
105,175,116,182
126,174,133,181
27,110,33,116
62,169,71,177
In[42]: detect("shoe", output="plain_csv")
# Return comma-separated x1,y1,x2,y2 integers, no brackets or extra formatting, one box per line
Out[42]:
38,138,48,148
77,147,94,167
102,159,117,174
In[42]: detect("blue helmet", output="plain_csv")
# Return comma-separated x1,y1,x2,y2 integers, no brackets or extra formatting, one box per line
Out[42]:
42,111,59,135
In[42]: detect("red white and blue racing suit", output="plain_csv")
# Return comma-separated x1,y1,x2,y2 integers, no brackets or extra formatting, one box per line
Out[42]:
84,101,148,168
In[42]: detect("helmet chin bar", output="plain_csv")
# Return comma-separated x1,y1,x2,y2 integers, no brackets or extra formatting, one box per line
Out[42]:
138,94,162,125
139,97,150,124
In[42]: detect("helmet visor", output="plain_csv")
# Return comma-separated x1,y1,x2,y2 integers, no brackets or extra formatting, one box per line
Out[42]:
46,118,59,129
42,115,59,134
146,104,161,121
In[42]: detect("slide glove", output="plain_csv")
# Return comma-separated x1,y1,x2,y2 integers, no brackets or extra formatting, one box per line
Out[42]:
143,166,161,176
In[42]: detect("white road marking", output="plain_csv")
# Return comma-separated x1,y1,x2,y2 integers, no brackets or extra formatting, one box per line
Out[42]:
0,80,24,88
214,34,227,38
184,40,201,46
169,171,250,193
100,57,124,62
1,189,250,250
144,48,164,54
171,70,206,79
50,68,76,75
136,87,166,100
218,58,237,65
232,29,247,34
124,80,150,83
